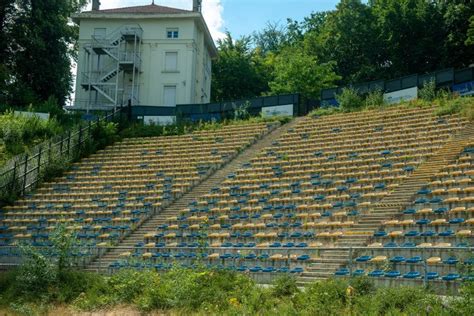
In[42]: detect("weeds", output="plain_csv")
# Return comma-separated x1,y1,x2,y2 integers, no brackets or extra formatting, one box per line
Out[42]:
336,87,364,111
419,79,437,101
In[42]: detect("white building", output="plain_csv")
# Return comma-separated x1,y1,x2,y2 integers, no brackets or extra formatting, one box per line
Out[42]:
72,1,216,115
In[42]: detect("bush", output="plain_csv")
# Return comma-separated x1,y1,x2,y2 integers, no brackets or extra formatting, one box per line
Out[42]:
435,97,472,118
419,79,437,101
233,101,251,120
364,89,385,109
294,278,349,314
0,168,22,205
91,121,119,150
309,106,341,117
40,155,69,182
348,276,376,297
450,281,474,315
357,286,444,315
271,275,299,298
336,87,364,111
0,110,64,163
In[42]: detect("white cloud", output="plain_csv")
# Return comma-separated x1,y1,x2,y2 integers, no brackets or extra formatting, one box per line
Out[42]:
201,0,225,41
86,0,225,41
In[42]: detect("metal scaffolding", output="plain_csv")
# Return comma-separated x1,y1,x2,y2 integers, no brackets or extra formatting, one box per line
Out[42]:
79,24,142,111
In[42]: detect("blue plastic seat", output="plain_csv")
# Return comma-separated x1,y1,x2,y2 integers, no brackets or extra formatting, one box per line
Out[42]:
249,266,263,272
277,267,290,273
356,255,372,262
438,230,454,237
352,269,365,276
442,273,460,281
314,194,326,201
420,230,436,237
403,271,421,279
429,197,442,204
417,188,431,195
404,230,419,237
390,256,405,263
263,266,276,273
406,256,422,263
416,218,431,225
426,272,439,280
449,218,465,224
297,254,310,261
415,198,428,204
374,231,387,237
335,268,349,276
443,257,459,265
434,207,448,214
368,270,384,277
290,267,304,273
385,271,401,278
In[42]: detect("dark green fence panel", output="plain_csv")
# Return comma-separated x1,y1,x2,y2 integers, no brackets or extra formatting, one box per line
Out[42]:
321,66,473,101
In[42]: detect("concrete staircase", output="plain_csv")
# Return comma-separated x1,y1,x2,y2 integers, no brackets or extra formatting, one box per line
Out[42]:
297,122,474,285
87,118,305,272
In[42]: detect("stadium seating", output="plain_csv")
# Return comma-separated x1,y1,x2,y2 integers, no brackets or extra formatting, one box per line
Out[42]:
347,145,474,281
2,103,472,286
0,123,273,258
107,105,468,275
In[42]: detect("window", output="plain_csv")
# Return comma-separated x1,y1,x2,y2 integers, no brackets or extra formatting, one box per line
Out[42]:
93,28,106,38
163,85,177,107
166,28,179,39
164,52,178,72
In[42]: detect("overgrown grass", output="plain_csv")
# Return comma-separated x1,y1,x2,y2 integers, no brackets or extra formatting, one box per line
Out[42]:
310,88,474,121
0,225,472,315
120,115,291,138
0,111,64,166
1,266,473,315
435,96,474,120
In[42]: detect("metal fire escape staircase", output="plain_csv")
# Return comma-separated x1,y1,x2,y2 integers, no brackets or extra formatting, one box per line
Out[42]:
80,25,142,110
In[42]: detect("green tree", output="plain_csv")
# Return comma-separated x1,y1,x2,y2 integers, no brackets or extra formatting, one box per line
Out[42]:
370,0,445,77
313,0,382,83
0,0,16,103
2,0,88,107
253,21,288,55
438,1,474,68
211,32,270,101
269,46,340,99
467,15,474,45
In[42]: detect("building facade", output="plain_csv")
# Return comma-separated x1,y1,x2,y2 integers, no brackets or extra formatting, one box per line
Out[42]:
72,2,216,117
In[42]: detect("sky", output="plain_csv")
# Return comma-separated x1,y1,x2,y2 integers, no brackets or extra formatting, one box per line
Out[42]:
86,0,341,41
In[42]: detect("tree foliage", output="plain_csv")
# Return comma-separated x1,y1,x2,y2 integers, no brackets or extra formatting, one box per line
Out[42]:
269,46,340,99
211,32,271,102
212,0,474,100
0,0,88,108
466,15,474,46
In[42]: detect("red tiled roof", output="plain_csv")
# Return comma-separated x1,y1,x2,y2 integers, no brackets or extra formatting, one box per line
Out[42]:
85,4,190,15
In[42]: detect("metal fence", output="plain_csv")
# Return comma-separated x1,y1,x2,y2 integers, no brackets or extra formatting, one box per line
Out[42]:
321,66,474,102
0,109,123,206
131,93,302,122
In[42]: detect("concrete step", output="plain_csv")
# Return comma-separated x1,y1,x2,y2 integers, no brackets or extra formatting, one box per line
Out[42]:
86,118,304,271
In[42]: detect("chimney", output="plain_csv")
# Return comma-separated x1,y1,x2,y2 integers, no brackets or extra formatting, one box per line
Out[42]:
92,0,101,11
192,0,202,12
